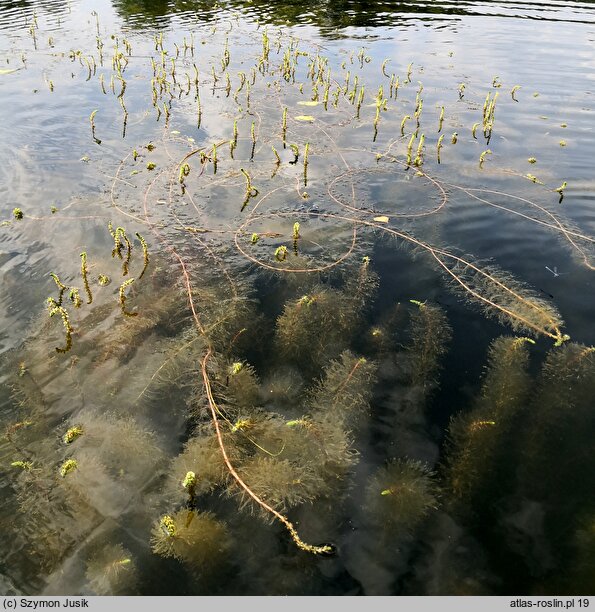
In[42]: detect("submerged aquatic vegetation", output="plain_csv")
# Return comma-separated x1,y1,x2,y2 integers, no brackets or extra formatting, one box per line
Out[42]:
445,336,533,503
406,301,452,390
85,543,138,595
47,300,73,353
59,458,78,477
1,7,593,596
308,351,376,427
365,460,437,534
118,278,137,317
63,426,83,444
151,509,231,570
80,251,93,304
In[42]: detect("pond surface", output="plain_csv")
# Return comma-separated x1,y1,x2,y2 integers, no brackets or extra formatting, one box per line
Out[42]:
0,0,594,596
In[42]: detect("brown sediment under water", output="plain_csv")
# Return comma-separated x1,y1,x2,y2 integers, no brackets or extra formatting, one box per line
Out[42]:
0,0,594,596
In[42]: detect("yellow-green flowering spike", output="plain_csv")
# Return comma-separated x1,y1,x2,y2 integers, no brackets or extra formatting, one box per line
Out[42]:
159,515,176,537
135,233,149,280
119,278,137,317
80,252,93,304
231,419,252,433
63,426,83,444
182,471,196,489
59,459,78,478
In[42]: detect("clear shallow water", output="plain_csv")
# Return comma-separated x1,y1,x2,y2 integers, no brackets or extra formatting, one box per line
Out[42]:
0,0,594,596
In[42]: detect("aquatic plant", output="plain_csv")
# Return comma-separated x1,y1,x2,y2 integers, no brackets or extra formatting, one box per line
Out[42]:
445,336,533,503
151,509,231,570
479,149,492,168
518,342,595,503
365,460,437,534
80,251,93,304
308,350,376,427
135,233,149,279
406,301,452,390
89,109,101,144
63,426,83,444
118,278,137,317
236,456,326,514
274,245,288,262
47,299,73,353
166,433,233,502
85,543,138,595
240,168,258,210
59,458,78,477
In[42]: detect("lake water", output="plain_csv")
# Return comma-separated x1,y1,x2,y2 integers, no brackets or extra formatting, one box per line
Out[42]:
0,0,594,596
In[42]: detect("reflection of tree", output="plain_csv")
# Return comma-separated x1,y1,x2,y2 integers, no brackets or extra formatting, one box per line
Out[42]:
0,0,70,19
0,0,30,7
111,0,595,32
110,0,174,28
110,0,472,33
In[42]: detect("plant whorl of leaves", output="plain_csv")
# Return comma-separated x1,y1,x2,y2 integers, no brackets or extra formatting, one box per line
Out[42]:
308,350,377,427
200,293,262,356
69,412,162,476
298,413,359,486
365,459,438,534
275,287,355,369
151,509,231,569
406,302,452,389
255,412,358,493
342,257,380,313
445,336,533,503
224,360,260,409
234,455,326,515
85,543,138,595
259,366,305,410
166,432,237,502
518,342,595,501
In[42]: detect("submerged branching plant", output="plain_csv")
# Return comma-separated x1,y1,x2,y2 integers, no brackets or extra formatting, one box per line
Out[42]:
47,300,73,353
135,233,149,279
118,278,137,317
240,168,258,211
365,460,437,534
89,109,101,144
151,509,230,570
86,544,138,595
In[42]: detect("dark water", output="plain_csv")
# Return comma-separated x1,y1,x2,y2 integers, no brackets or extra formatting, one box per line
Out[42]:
0,0,594,596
